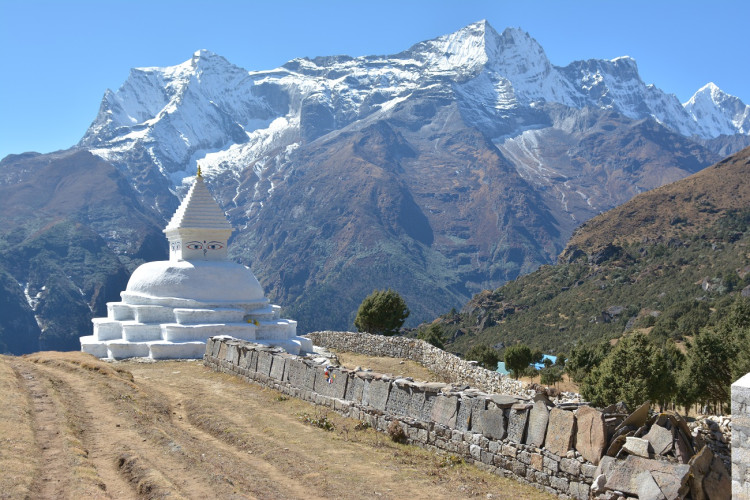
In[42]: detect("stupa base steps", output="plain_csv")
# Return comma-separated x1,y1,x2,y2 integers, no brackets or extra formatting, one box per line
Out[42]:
86,304,301,359
80,335,312,359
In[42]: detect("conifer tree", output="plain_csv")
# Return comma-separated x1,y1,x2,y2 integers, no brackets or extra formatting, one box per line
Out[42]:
354,289,409,336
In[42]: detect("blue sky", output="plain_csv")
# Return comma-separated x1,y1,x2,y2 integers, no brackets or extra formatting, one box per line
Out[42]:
1,0,748,159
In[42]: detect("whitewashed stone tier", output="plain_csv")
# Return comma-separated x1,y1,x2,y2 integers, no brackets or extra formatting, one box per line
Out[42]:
81,170,311,359
80,261,312,358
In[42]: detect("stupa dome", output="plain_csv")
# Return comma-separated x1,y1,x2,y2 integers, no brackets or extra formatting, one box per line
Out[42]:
125,260,266,304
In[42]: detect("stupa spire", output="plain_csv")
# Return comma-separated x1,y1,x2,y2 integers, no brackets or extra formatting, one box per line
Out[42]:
164,170,232,261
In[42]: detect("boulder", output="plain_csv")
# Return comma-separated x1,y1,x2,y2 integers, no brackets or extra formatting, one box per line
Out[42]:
605,455,691,499
704,455,731,500
576,405,607,465
688,446,731,500
644,424,673,456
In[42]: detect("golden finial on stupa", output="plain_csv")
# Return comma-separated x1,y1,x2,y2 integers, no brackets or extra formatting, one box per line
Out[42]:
196,165,203,178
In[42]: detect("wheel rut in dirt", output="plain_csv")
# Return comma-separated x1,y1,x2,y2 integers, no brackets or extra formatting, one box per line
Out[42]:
9,359,104,499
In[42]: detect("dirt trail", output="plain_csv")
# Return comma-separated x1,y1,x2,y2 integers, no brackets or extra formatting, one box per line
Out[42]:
1,352,553,500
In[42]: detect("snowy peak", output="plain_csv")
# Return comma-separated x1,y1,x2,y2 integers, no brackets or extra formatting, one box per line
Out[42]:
561,56,646,113
408,20,496,76
408,21,553,82
685,83,750,137
491,26,551,74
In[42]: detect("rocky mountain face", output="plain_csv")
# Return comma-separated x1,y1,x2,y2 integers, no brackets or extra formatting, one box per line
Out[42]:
2,21,749,352
0,151,166,352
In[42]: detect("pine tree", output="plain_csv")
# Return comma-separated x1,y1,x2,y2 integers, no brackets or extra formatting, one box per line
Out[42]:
503,344,532,379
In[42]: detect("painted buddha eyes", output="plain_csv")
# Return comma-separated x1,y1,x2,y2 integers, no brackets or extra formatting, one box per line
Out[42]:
186,241,224,250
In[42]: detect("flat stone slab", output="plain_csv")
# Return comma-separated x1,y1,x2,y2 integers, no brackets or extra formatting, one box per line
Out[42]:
615,401,650,435
385,383,413,416
545,408,575,457
637,471,667,500
576,405,607,465
623,436,650,458
606,455,690,499
364,378,391,411
490,394,520,408
476,408,506,440
456,395,483,431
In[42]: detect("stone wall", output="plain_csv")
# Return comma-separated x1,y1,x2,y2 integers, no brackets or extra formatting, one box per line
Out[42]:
204,336,729,499
305,330,527,396
733,372,750,498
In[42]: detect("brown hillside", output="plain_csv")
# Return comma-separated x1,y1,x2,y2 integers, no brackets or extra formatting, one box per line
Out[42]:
0,352,550,500
562,146,750,258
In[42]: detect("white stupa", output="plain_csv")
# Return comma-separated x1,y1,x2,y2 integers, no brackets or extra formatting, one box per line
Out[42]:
80,168,312,359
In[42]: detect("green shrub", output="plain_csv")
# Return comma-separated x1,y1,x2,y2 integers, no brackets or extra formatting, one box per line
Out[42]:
565,342,611,383
540,366,563,386
387,420,407,443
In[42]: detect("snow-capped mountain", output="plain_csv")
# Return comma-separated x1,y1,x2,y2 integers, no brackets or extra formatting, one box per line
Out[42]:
71,20,746,331
684,82,750,138
77,21,748,226
2,20,746,351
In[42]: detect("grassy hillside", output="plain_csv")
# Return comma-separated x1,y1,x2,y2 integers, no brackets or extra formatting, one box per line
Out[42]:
433,146,750,356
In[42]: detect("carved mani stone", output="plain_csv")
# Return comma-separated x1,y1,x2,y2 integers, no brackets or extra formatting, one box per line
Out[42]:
508,405,530,443
576,405,607,465
525,400,550,448
545,408,576,457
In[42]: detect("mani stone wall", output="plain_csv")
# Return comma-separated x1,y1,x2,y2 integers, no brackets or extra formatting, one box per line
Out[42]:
206,336,728,500
204,336,596,499
305,331,526,396
733,372,750,498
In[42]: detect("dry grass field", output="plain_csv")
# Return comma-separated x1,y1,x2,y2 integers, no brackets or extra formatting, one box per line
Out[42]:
0,351,553,500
